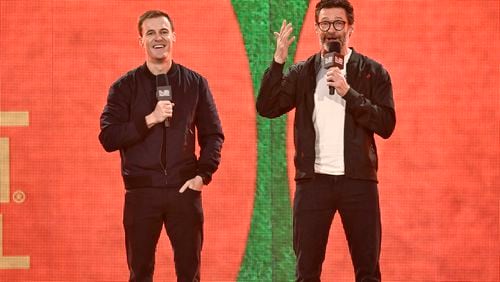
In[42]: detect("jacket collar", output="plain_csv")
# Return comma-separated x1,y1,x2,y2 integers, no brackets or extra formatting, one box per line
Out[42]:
141,61,179,81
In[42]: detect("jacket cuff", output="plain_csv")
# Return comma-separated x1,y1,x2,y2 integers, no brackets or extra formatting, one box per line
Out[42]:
270,59,285,73
342,87,362,104
197,172,212,185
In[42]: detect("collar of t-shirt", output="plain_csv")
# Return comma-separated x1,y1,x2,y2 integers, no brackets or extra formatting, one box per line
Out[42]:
340,48,352,75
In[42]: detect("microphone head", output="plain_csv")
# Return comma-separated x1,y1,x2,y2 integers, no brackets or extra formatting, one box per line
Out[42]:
324,41,344,70
326,41,341,53
156,74,168,87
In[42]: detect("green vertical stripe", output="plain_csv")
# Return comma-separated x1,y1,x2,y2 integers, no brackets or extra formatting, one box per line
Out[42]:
231,1,308,281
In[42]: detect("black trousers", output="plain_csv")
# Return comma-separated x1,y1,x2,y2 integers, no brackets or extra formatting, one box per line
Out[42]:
123,187,204,282
293,174,381,282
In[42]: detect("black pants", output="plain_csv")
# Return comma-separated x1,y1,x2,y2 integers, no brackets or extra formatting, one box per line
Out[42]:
293,174,381,282
123,187,203,282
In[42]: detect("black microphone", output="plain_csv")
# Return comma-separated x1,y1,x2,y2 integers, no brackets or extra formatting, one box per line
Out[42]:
324,41,344,95
156,74,172,127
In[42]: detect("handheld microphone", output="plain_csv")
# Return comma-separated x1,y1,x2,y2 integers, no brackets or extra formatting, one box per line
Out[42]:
324,41,344,95
156,74,172,127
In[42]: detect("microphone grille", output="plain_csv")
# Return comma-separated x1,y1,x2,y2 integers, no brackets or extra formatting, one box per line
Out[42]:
156,74,168,86
327,41,341,53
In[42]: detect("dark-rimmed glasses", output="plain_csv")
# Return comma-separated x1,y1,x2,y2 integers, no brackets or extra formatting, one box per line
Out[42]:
317,20,346,32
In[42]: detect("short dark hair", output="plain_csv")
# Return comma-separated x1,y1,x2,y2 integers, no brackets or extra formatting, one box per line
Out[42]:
138,10,174,36
315,0,354,25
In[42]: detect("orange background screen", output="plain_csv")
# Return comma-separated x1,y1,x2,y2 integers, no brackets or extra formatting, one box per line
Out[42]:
0,0,498,281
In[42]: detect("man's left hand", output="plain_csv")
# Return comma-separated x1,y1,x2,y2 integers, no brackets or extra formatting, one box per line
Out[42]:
326,67,350,96
179,175,204,193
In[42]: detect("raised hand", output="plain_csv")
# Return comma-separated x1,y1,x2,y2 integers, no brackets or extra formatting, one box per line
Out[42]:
273,20,296,64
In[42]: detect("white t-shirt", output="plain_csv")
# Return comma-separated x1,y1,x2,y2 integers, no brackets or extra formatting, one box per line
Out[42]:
312,48,352,175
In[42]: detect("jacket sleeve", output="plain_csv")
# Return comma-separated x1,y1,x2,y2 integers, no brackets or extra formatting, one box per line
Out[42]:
256,60,299,118
195,77,224,185
98,79,149,152
343,66,396,139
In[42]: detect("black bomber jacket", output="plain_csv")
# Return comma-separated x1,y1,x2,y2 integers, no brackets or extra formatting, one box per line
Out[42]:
256,48,395,182
99,62,224,189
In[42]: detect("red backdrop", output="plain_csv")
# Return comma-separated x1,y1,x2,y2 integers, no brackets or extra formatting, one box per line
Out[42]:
1,0,498,281
289,1,499,281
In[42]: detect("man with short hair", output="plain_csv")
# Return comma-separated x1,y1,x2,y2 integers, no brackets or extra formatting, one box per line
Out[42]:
99,10,224,282
257,0,396,281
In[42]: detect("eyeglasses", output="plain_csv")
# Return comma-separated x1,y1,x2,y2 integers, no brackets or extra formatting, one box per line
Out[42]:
317,20,346,32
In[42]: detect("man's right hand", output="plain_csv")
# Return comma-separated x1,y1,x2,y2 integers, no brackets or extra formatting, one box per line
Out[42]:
146,100,174,128
273,20,295,64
